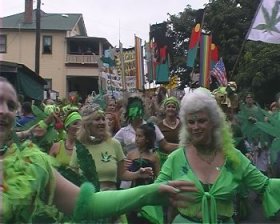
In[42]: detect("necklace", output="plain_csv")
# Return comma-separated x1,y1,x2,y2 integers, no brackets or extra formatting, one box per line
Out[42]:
196,150,218,165
163,119,178,128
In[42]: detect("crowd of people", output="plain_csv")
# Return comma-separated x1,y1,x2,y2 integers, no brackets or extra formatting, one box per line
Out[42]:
1,76,280,223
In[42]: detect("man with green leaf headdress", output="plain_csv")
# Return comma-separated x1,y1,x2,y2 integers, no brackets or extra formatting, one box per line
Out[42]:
115,96,178,156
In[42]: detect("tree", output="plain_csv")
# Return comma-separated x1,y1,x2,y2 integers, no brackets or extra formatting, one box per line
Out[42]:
166,0,280,105
236,41,280,106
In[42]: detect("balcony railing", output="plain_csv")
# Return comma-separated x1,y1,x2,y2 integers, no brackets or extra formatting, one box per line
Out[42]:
66,54,100,64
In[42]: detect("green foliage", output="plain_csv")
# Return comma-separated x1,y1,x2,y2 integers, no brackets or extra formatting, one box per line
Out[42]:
236,42,280,105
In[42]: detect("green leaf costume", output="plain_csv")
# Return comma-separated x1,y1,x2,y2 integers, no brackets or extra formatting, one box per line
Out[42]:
3,140,57,223
237,103,267,143
256,111,280,165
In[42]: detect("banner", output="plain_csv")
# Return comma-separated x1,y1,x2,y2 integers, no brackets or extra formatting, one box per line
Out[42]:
247,0,280,44
135,36,145,90
100,72,136,92
150,22,170,84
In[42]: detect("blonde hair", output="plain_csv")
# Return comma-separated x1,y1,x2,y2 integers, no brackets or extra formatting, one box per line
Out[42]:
77,105,111,144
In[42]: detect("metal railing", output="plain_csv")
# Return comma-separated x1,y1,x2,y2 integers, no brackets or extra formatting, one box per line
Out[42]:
66,54,100,64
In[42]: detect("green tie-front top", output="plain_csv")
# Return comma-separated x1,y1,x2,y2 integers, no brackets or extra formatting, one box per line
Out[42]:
155,147,280,223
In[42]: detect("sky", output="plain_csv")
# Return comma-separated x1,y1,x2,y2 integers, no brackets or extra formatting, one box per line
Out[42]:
1,0,208,48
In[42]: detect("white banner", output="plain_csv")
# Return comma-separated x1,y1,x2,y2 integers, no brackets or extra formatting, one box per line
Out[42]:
100,72,136,92
247,0,280,44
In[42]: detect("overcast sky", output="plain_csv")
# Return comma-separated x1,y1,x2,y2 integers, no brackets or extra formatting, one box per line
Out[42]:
1,0,208,48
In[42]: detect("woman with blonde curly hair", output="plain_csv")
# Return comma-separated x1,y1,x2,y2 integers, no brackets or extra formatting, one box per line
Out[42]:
70,104,154,191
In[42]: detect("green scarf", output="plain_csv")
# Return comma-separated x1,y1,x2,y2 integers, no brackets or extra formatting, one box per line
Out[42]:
64,112,81,128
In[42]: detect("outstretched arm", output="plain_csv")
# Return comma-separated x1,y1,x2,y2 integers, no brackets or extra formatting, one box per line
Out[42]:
52,170,196,221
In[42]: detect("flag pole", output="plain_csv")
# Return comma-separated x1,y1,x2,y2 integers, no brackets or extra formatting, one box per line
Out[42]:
229,0,263,81
229,39,246,81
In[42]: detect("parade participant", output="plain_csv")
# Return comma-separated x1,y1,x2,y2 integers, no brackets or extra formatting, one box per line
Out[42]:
156,96,181,224
127,123,160,187
157,96,181,144
237,92,265,144
126,123,160,224
16,101,36,127
114,96,178,155
49,110,81,167
106,98,117,113
256,93,280,177
70,104,154,190
105,111,120,136
70,104,159,222
149,87,280,223
0,76,201,223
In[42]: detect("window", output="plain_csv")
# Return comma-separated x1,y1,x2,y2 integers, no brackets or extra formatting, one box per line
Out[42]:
43,36,52,54
0,35,7,53
44,79,52,90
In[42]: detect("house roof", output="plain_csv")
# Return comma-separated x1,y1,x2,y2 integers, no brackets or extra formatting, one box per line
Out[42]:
0,10,87,35
0,61,46,85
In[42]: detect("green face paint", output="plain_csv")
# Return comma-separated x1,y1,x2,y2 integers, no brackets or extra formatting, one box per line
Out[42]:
128,101,144,120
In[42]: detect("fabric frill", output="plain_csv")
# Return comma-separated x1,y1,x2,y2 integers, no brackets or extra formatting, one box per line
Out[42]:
3,140,57,223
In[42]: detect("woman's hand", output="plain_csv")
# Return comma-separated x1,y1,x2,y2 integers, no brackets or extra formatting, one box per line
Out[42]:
137,167,154,178
124,158,132,170
159,180,198,208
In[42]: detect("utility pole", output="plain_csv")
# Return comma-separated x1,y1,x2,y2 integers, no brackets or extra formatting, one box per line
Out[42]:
35,0,41,75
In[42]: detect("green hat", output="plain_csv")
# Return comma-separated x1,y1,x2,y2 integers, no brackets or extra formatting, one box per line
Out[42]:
64,111,81,128
163,96,180,110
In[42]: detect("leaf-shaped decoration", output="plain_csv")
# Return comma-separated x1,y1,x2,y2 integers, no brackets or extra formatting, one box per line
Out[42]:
276,16,280,24
254,2,280,33
254,24,268,30
32,105,48,119
256,122,279,138
262,5,271,25
271,1,279,21
271,26,280,33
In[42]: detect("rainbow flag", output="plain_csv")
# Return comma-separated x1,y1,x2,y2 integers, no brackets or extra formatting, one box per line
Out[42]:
199,34,212,88
135,36,144,90
186,24,201,68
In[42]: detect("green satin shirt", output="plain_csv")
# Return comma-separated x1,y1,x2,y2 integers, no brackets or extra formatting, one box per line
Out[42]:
155,147,280,223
